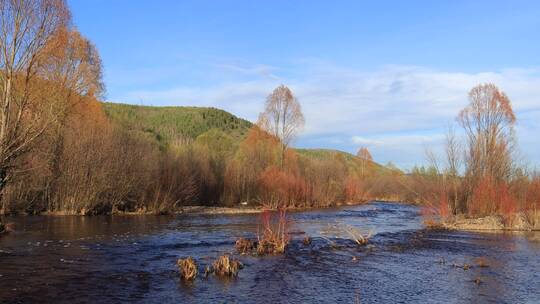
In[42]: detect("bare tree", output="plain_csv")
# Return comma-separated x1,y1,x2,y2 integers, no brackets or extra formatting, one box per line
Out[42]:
445,124,462,213
0,0,69,198
258,85,304,167
458,83,516,183
457,83,516,214
356,147,373,177
445,125,461,177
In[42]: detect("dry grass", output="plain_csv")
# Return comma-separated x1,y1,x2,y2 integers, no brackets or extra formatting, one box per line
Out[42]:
302,236,311,246
234,238,255,255
474,257,490,268
212,255,242,277
319,235,339,249
342,224,372,246
423,219,446,230
0,222,14,235
529,210,540,228
322,222,372,246
177,257,198,281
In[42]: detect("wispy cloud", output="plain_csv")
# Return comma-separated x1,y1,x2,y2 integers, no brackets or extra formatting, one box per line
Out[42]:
111,61,540,168
215,63,280,80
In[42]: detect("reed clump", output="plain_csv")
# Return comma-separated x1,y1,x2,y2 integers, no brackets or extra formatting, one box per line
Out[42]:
235,238,255,255
323,222,372,246
343,225,372,246
212,255,242,277
177,257,198,281
256,209,290,255
0,222,14,235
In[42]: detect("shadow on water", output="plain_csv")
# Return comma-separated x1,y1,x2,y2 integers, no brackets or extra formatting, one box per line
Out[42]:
1,202,539,303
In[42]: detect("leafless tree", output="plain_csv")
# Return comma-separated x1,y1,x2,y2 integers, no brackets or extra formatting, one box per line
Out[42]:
445,124,462,213
458,83,516,184
356,147,373,177
258,85,304,167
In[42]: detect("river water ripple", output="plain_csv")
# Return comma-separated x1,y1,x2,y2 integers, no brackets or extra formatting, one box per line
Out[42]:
1,202,539,303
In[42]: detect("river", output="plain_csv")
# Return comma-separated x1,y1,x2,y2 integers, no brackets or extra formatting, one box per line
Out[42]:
1,202,539,303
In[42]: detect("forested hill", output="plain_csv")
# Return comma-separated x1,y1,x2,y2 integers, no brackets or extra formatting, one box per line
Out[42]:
296,148,397,175
102,102,397,173
102,102,253,147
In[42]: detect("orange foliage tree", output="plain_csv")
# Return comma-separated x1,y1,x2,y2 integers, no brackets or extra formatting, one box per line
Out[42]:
0,0,70,201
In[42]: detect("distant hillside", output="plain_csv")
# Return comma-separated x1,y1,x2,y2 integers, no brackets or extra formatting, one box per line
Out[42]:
103,102,395,173
102,102,253,147
296,148,394,174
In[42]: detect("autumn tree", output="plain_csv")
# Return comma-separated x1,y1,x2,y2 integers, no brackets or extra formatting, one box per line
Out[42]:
38,27,104,205
458,83,516,182
0,0,69,199
224,126,281,205
258,85,304,167
458,83,516,214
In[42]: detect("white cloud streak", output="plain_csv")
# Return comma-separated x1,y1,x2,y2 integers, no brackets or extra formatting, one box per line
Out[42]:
113,61,540,168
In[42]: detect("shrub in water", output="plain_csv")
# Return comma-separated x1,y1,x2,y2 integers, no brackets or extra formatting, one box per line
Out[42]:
212,255,242,277
256,209,290,255
234,238,255,255
177,257,198,281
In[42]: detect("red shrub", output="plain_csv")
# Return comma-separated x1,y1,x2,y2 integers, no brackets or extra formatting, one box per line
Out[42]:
437,190,450,218
469,176,516,217
526,177,540,212
344,175,364,202
258,166,307,208
498,182,517,215
257,209,290,254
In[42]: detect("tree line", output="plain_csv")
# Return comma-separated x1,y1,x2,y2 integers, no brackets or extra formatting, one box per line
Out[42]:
0,0,394,215
406,84,540,226
1,1,538,219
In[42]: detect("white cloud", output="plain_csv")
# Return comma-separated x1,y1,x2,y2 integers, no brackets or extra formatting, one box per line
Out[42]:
215,63,280,80
111,61,540,168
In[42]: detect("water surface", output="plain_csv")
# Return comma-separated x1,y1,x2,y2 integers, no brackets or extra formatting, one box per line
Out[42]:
1,202,539,303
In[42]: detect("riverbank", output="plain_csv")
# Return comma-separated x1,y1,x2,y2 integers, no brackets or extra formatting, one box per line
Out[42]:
176,206,262,215
440,212,540,232
4,200,380,217
35,206,264,216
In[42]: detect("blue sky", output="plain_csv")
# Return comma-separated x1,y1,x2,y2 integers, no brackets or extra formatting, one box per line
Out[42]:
69,0,540,169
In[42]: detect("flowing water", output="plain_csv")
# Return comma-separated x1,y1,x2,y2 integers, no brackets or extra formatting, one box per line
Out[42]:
1,202,539,303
